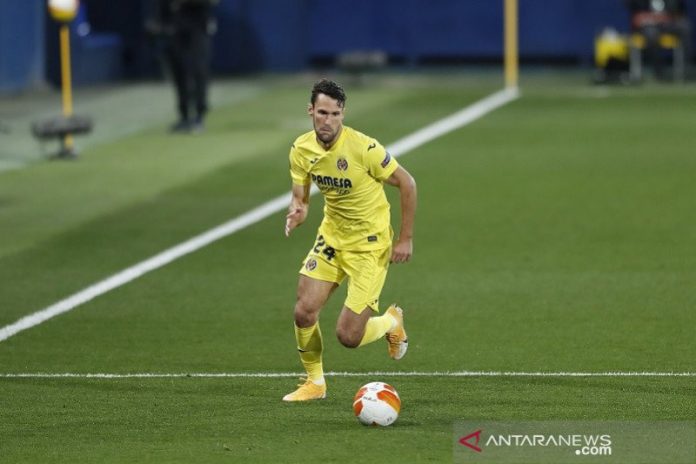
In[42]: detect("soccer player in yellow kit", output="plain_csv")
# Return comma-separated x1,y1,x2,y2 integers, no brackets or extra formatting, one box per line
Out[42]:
283,79,417,401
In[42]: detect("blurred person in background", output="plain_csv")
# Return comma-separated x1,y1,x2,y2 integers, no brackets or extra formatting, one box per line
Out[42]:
148,0,218,133
625,0,691,79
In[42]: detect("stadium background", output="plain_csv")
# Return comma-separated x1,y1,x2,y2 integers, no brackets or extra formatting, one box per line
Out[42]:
1,1,696,463
3,0,696,91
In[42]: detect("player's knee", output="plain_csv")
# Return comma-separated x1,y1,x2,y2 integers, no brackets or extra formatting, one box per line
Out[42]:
293,300,318,327
336,328,361,348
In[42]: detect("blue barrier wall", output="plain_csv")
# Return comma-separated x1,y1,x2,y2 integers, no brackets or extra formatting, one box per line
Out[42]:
205,0,696,69
211,0,309,73
209,0,642,69
0,0,44,93
305,0,632,63
1,0,695,92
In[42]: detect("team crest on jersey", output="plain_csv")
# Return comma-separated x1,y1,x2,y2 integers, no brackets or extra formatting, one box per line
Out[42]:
336,158,348,171
305,259,317,271
381,151,392,168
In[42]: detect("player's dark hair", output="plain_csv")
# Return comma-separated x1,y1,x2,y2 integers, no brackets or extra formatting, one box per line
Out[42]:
310,79,346,108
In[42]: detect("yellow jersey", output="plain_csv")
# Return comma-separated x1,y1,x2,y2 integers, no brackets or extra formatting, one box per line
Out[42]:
289,126,399,251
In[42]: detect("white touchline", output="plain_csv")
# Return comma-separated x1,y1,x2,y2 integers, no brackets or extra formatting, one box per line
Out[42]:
0,87,520,343
1,370,695,379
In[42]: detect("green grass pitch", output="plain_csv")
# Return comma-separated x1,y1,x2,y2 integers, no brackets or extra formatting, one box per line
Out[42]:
1,74,695,463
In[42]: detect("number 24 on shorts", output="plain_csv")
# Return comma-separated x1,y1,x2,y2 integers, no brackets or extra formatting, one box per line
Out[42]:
313,235,336,261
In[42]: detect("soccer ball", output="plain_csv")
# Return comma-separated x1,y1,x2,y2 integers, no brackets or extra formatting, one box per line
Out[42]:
352,382,401,426
48,0,79,23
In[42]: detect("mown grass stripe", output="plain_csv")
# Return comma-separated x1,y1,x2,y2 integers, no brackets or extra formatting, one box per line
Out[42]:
0,88,519,343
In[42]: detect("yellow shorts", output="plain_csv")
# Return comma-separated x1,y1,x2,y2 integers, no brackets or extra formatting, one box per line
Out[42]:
299,234,391,314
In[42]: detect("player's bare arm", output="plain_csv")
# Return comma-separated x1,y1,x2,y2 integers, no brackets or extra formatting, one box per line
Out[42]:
385,166,417,263
285,183,311,237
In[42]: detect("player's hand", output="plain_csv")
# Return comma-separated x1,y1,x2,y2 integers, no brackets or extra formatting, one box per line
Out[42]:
391,238,413,263
285,208,304,237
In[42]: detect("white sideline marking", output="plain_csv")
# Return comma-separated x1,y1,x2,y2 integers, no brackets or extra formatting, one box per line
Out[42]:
0,88,519,343
1,370,694,379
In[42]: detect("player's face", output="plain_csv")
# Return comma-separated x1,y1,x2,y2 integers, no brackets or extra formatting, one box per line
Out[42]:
309,93,344,147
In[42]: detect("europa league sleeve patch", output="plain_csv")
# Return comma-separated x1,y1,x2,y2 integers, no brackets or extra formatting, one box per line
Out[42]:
380,152,392,168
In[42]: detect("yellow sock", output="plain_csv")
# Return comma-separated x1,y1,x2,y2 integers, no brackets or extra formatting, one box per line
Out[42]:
358,313,395,347
295,322,324,383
